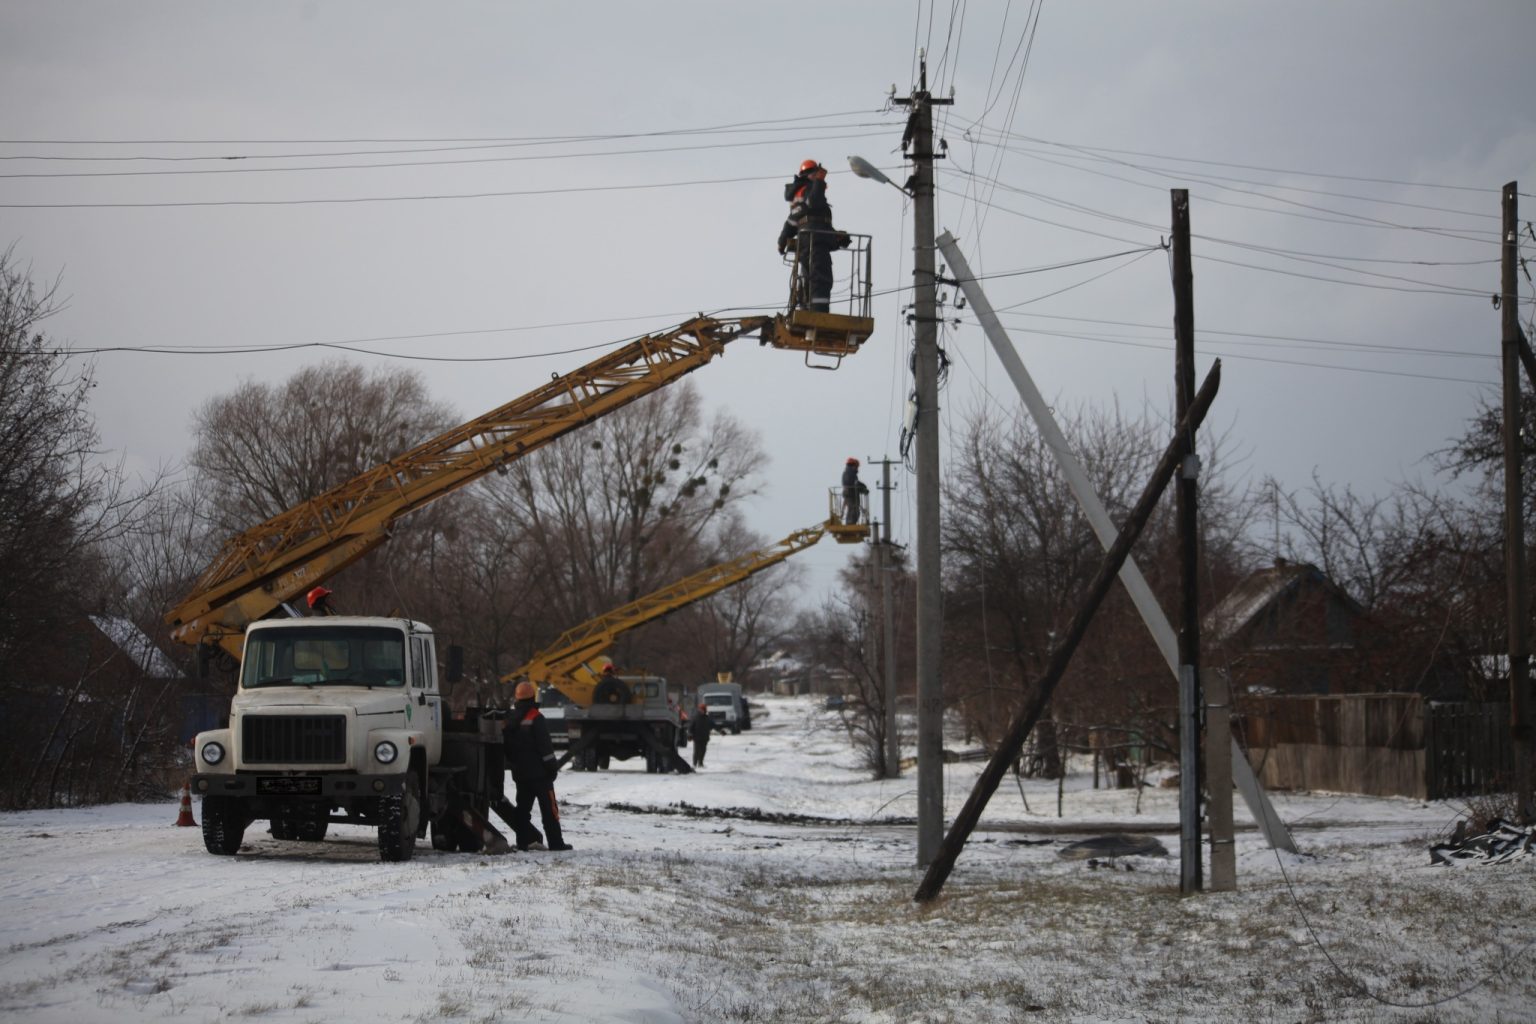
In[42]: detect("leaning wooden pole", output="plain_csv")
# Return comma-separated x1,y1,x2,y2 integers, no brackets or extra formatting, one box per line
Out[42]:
914,361,1222,903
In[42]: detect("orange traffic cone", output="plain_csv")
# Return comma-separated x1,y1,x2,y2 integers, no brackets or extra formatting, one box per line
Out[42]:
175,780,197,827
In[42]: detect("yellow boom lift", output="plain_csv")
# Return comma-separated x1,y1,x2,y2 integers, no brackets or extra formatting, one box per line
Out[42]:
501,515,868,774
167,305,872,667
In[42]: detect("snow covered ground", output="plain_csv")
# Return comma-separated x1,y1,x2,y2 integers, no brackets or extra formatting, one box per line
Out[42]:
2,695,1532,1023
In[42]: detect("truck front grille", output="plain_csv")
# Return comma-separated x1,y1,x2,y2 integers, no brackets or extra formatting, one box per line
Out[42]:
242,715,347,765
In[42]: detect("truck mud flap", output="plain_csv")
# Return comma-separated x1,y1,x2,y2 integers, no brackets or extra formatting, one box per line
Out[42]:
453,806,511,854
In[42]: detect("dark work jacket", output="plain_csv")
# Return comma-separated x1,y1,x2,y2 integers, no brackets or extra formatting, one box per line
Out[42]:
504,698,559,785
778,176,835,251
690,710,715,744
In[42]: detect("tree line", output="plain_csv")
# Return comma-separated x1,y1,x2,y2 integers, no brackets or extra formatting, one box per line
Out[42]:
2,250,1527,805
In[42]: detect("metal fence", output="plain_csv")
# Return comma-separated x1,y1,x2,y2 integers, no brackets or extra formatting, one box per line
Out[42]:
1425,701,1513,799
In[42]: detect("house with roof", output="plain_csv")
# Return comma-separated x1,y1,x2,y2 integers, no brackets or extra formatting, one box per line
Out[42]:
1203,559,1378,697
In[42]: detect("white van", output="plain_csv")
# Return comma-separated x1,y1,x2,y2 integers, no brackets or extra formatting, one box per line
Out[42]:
696,682,750,734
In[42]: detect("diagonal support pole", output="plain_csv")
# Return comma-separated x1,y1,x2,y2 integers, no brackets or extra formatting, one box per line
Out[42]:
936,231,1296,858
915,363,1222,903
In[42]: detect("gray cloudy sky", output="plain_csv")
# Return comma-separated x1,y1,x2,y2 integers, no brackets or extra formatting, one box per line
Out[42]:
3,1,1534,598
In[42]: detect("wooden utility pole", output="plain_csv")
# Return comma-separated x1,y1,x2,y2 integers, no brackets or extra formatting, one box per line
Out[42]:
1503,181,1535,824
1171,190,1204,893
875,457,902,779
894,53,952,866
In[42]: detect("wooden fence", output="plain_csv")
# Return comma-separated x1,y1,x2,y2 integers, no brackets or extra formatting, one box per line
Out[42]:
1239,694,1512,800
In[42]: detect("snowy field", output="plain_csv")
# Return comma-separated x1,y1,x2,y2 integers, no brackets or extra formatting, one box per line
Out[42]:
1,695,1532,1024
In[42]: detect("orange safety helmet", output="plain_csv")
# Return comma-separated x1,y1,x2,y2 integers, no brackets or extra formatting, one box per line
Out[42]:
305,585,332,610
800,159,820,173
846,457,860,466
514,680,536,701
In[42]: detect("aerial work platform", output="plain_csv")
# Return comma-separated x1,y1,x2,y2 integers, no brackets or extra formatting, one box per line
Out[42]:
770,231,875,368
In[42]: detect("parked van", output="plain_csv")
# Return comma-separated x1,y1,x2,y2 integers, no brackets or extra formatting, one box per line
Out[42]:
696,681,750,734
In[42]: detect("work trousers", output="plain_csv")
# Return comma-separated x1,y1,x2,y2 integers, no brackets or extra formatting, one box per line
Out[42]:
512,780,564,850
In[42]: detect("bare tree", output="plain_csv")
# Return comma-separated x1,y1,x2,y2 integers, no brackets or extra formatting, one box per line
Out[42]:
189,360,460,533
940,398,1254,772
488,382,770,667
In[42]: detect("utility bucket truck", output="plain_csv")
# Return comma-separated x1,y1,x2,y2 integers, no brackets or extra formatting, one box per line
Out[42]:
174,254,873,860
506,517,867,774
192,616,507,860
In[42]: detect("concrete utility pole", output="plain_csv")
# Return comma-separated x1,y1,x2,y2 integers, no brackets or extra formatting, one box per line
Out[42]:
1502,181,1535,824
873,457,902,779
894,53,952,866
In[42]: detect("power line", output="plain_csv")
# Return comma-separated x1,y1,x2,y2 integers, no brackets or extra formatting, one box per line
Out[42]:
0,109,886,149
0,172,786,210
993,309,1498,361
982,324,1495,386
0,126,898,180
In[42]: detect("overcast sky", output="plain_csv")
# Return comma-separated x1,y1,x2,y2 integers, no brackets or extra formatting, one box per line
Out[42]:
3,1,1534,601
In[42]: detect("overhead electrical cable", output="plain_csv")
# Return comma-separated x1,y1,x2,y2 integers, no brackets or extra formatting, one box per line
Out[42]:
0,127,897,180
0,171,788,209
0,109,887,149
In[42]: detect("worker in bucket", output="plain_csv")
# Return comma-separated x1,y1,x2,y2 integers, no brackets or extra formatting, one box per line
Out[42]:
841,457,868,525
503,680,572,851
777,159,850,313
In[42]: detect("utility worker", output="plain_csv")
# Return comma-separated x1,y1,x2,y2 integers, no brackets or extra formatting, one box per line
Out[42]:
689,702,715,768
841,457,868,525
503,680,572,851
306,586,335,616
777,159,849,313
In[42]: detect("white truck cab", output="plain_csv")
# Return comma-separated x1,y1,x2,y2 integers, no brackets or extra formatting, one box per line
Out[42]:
191,616,489,861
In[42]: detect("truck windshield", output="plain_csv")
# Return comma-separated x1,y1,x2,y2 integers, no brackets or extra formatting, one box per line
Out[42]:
705,694,733,707
241,626,408,689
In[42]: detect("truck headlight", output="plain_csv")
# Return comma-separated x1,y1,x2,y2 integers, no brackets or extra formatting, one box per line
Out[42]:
200,741,225,766
374,741,399,765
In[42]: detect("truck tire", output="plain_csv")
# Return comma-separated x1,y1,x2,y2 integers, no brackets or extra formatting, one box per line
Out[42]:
201,795,247,855
378,773,421,863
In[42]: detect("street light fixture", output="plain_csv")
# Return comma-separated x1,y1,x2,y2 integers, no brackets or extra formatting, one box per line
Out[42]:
848,155,910,196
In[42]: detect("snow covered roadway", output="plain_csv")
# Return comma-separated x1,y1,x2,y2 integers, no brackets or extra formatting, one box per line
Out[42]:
2,696,1532,1023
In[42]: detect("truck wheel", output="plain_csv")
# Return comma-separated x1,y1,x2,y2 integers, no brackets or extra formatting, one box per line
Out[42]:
731,723,741,735
269,816,298,841
378,773,421,863
201,795,247,855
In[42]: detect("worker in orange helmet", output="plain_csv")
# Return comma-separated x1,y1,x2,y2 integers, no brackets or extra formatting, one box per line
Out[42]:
841,457,868,525
306,586,335,616
502,679,571,851
777,159,850,313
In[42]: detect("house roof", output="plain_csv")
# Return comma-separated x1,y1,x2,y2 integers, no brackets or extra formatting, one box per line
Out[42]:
1203,561,1363,645
88,616,183,679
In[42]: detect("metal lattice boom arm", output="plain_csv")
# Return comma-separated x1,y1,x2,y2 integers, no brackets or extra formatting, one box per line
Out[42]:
167,316,770,655
506,523,830,701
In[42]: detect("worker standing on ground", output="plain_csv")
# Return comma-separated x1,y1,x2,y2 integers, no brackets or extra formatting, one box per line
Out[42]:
504,681,572,851
777,159,849,312
841,457,867,525
690,702,715,768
